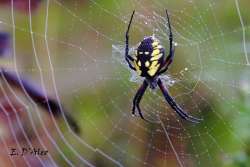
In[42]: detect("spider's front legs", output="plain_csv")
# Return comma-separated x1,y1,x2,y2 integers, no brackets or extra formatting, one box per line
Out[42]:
158,45,175,75
125,10,135,56
157,78,202,123
125,10,136,71
125,55,136,71
158,10,175,75
132,80,148,120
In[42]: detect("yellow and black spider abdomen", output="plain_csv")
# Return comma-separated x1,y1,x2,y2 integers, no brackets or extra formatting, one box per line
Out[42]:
134,36,165,78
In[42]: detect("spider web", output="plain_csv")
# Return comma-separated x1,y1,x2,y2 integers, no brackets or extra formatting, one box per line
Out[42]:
0,0,249,166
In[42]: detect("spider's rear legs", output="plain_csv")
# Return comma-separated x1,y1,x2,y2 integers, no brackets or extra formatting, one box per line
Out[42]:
132,80,148,120
157,78,202,123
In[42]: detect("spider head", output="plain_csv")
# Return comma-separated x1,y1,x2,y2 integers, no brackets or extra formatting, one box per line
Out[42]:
134,36,166,80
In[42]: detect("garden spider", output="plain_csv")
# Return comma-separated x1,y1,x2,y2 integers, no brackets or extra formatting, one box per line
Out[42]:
125,10,202,123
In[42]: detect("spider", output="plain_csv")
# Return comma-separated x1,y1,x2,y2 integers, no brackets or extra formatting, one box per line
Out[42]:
125,10,202,123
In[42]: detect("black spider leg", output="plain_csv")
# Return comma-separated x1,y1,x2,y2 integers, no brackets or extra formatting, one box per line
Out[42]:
125,10,136,70
132,80,149,121
157,78,202,123
159,10,175,75
0,68,80,134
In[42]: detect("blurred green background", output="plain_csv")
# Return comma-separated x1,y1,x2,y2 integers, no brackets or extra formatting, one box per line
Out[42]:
0,0,250,167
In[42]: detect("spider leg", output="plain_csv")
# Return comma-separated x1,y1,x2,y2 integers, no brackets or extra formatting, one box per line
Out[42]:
158,45,175,75
158,10,175,75
126,56,136,71
157,78,202,123
125,10,136,71
132,80,148,120
166,9,174,65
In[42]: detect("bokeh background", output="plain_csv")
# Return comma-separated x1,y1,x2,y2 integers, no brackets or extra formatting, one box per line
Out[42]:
0,0,250,167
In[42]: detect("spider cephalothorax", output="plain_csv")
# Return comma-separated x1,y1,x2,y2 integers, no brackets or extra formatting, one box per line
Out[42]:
125,10,202,123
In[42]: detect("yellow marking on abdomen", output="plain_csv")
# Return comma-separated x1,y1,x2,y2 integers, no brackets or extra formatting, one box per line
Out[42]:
152,49,160,57
147,61,160,76
134,61,142,75
137,60,141,66
152,41,159,47
148,64,160,76
150,53,163,61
